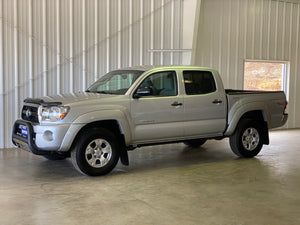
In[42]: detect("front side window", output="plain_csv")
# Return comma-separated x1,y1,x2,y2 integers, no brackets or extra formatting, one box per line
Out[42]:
138,71,178,97
183,71,216,95
87,70,144,95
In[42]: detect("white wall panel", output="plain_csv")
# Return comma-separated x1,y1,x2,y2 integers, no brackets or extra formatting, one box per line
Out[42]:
193,0,300,129
0,0,187,148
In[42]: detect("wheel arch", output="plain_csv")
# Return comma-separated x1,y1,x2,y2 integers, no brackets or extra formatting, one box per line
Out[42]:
230,110,269,145
70,120,129,165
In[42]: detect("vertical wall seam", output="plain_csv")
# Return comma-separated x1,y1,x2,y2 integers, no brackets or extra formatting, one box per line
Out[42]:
28,0,33,97
14,0,19,119
42,0,47,96
69,0,74,92
218,1,223,70
227,0,231,87
288,4,293,60
209,18,213,67
160,0,164,65
282,2,286,60
293,4,299,127
274,0,279,59
287,1,293,124
287,3,293,119
267,0,271,59
56,0,60,93
150,0,154,65
244,0,248,58
235,0,240,89
0,0,4,148
94,0,98,81
288,4,293,76
118,0,121,68
129,0,132,67
289,5,293,59
140,0,143,65
106,0,110,72
179,0,183,63
242,0,248,89
170,0,174,64
251,0,255,58
82,0,86,90
259,0,263,59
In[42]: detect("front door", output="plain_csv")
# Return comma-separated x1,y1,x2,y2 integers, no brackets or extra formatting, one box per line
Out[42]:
131,71,184,143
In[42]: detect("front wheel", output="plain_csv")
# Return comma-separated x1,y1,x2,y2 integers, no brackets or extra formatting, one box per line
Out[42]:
71,128,120,176
229,119,264,158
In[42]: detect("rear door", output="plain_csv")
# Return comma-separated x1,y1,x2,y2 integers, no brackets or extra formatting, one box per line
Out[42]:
182,70,227,137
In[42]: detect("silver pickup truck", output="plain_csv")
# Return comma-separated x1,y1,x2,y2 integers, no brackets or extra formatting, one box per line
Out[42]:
12,66,288,176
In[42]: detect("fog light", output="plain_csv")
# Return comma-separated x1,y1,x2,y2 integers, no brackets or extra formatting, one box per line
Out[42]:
43,130,54,142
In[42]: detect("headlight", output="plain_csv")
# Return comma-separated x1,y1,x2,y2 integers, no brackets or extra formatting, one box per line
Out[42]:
38,106,69,122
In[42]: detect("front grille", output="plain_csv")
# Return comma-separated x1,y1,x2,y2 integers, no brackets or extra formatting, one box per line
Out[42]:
21,105,39,123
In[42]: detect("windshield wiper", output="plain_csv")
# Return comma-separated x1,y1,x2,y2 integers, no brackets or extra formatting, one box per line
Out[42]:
85,90,114,94
96,91,114,94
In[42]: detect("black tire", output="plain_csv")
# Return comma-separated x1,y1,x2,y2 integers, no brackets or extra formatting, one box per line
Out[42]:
43,152,68,160
184,139,207,148
71,128,120,176
229,119,263,158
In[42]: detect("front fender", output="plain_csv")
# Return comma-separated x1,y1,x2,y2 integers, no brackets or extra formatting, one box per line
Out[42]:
59,109,132,151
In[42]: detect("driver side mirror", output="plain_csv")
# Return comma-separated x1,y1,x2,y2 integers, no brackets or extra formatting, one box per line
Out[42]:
133,86,153,99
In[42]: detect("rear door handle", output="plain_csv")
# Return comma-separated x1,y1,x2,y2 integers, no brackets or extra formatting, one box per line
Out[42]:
171,102,183,106
212,99,222,104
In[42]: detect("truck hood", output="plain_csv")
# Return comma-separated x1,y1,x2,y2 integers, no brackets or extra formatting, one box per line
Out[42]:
24,92,117,106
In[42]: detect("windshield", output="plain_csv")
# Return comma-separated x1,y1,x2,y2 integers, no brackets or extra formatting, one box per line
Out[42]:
86,70,144,95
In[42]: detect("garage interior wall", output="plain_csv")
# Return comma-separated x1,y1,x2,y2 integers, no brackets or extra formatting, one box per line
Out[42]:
192,0,300,129
0,0,195,148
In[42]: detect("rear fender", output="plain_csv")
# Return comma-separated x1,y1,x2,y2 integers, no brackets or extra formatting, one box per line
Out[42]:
225,101,270,136
226,110,269,145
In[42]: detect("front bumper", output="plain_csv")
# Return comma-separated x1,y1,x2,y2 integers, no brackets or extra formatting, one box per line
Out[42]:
12,120,70,155
12,120,48,155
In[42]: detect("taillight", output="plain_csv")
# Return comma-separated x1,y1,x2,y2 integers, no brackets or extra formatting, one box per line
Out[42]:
284,101,288,114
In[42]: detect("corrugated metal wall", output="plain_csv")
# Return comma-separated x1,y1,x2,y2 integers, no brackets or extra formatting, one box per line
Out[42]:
193,0,300,129
0,0,186,148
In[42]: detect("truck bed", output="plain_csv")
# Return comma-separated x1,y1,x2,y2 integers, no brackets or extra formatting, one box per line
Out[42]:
225,89,284,95
225,89,287,133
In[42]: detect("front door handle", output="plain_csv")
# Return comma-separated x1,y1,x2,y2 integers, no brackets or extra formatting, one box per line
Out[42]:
171,102,183,106
212,99,222,104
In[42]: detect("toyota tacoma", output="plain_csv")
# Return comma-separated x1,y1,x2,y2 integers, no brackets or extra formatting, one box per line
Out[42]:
12,66,288,176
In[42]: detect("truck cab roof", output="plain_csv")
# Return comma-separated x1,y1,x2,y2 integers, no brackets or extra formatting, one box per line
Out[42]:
117,65,217,73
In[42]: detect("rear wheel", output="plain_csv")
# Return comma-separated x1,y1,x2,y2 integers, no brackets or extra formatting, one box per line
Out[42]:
229,119,263,158
184,139,207,148
71,128,120,176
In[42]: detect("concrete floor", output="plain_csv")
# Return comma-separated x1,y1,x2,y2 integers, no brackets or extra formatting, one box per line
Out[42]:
0,129,300,225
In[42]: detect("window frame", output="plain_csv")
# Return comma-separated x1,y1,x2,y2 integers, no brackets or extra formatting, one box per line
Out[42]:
182,70,217,96
133,70,179,98
243,59,290,95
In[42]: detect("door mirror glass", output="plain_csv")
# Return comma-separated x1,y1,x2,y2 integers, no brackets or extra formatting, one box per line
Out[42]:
133,86,153,98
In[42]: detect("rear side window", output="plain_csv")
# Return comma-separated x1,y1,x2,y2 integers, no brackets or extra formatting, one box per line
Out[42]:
183,71,216,95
